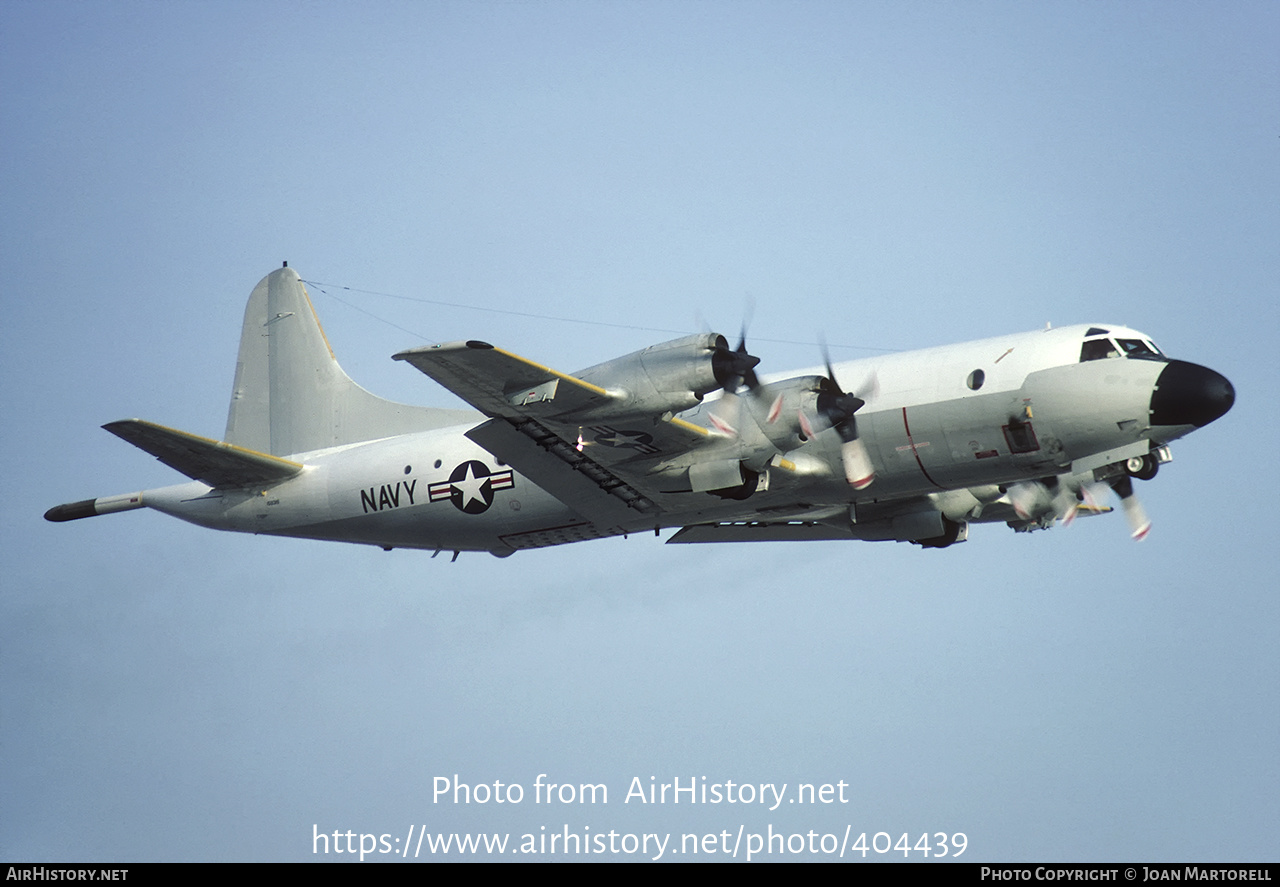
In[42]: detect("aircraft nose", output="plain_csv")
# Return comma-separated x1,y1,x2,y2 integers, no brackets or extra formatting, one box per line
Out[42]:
1149,360,1235,428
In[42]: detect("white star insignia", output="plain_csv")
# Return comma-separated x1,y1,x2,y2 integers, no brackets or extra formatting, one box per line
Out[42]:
450,464,490,508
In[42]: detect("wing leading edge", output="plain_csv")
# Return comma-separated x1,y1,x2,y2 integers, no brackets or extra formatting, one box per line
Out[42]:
393,341,616,419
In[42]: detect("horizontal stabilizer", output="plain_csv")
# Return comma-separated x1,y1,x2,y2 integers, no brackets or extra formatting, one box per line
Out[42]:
104,419,303,487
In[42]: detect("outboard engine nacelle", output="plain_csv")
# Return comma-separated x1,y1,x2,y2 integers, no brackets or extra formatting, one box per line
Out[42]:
575,333,751,417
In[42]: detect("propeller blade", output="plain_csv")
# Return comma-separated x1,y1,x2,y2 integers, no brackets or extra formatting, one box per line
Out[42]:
1008,481,1044,521
734,308,762,392
1009,479,1078,525
1081,483,1103,510
819,340,879,402
841,438,875,489
814,337,876,488
1109,475,1151,541
797,409,816,441
1054,482,1086,526
822,340,839,390
708,392,740,437
1057,487,1079,527
1122,496,1152,541
711,333,761,396
766,392,784,424
860,370,880,403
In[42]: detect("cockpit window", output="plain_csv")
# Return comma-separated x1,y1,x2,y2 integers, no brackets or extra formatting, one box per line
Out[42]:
1117,339,1165,360
1080,338,1120,362
1085,327,1111,337
1081,336,1167,363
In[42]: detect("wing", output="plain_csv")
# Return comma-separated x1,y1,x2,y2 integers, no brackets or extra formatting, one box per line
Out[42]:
394,341,727,530
394,340,616,417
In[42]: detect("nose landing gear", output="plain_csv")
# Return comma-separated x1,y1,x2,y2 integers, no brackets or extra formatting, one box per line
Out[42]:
1126,453,1159,481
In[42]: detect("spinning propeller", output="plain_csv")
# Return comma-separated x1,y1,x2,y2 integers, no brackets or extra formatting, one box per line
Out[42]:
1107,473,1152,541
707,323,877,490
1008,478,1082,527
804,341,877,489
1008,472,1151,541
714,323,762,394
708,322,762,437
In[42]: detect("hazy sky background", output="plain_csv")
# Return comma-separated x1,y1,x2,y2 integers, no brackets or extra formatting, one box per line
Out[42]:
3,1,1277,862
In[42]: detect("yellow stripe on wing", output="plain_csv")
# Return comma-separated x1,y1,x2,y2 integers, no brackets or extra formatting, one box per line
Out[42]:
492,347,614,398
662,413,713,437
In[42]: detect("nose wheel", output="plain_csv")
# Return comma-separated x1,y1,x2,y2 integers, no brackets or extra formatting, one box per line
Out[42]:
1126,454,1159,481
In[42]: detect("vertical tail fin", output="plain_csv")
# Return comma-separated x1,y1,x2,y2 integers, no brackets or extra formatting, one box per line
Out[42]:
224,266,474,456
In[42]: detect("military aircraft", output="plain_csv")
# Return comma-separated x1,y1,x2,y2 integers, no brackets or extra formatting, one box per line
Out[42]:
45,265,1234,556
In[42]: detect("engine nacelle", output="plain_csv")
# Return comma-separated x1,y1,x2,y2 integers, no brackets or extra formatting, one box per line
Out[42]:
747,375,830,451
574,333,740,417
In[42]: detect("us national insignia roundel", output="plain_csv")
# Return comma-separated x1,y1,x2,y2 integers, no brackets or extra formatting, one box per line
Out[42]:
589,425,659,454
428,460,515,514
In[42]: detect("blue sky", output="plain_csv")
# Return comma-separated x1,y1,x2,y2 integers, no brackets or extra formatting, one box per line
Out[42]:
3,1,1277,862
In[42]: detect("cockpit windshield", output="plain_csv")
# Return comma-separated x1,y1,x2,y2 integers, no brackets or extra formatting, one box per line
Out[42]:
1080,338,1120,362
1117,338,1164,360
1080,336,1166,363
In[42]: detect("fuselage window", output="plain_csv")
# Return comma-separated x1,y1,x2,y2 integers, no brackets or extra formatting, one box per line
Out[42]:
967,369,985,390
1080,338,1120,362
